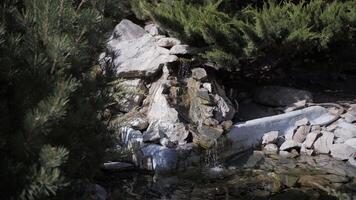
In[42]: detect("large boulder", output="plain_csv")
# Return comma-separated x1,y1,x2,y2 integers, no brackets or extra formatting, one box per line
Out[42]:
254,86,313,107
103,19,178,78
140,144,178,172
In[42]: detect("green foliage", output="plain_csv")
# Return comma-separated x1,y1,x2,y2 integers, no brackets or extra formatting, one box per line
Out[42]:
135,0,356,71
0,0,126,199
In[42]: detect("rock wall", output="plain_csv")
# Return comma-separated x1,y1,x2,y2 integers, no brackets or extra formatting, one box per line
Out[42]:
101,20,237,172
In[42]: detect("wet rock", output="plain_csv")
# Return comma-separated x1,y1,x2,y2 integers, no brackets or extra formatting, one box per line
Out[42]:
102,162,134,171
330,144,355,160
254,86,313,107
298,175,330,188
280,140,302,151
244,151,265,168
314,131,334,154
292,125,311,143
191,68,207,81
303,131,320,148
169,44,190,55
156,37,181,48
263,144,279,155
194,125,223,148
214,94,236,122
279,174,299,187
262,131,279,144
141,144,178,172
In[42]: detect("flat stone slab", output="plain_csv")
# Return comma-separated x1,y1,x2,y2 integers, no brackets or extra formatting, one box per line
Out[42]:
223,106,335,158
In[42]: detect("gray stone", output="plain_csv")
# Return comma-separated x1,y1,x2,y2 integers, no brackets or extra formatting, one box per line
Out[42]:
263,143,279,155
279,151,295,158
104,20,178,78
156,37,181,48
221,120,233,131
203,83,212,93
145,121,189,145
203,118,219,126
330,144,354,160
284,129,294,141
102,162,134,171
348,157,356,167
118,127,143,147
169,44,190,55
111,19,146,41
303,131,320,148
337,120,356,133
280,140,302,151
144,23,161,36
115,79,146,112
160,137,177,148
191,68,207,81
295,118,309,126
262,131,279,144
254,86,313,107
214,94,236,122
326,123,338,132
300,145,314,156
314,131,334,154
348,104,356,116
129,117,149,131
224,106,335,158
292,125,311,143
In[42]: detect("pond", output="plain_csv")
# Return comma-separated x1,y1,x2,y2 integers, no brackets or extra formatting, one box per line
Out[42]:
98,150,356,200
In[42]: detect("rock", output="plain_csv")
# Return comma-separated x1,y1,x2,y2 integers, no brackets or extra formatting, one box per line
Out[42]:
303,131,320,149
169,44,190,55
349,157,356,167
144,23,161,36
292,125,311,143
214,94,236,122
348,104,356,116
314,131,334,154
145,121,189,144
334,128,356,141
279,174,299,187
221,120,233,131
244,151,265,168
311,125,321,132
279,151,295,158
156,37,181,48
112,19,146,41
224,106,335,158
263,144,279,155
319,174,350,183
262,131,279,144
326,123,338,132
141,144,178,172
344,112,356,123
160,137,177,148
337,120,356,133
115,79,146,112
295,118,309,126
330,144,355,160
284,100,307,113
104,20,178,78
280,140,302,151
300,145,314,156
203,118,219,126
129,117,149,131
195,125,224,148
118,127,143,147
102,162,134,171
191,68,207,81
202,83,212,93
345,138,356,151
254,86,313,107
284,129,294,141
92,184,108,200
298,175,330,188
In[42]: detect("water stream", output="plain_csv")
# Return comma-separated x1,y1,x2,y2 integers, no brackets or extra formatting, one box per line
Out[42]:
178,61,191,79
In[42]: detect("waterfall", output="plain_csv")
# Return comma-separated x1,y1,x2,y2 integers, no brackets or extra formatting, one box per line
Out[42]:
178,61,190,78
204,139,221,168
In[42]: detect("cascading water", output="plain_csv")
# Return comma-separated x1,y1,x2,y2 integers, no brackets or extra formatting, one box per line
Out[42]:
204,139,220,168
178,61,191,79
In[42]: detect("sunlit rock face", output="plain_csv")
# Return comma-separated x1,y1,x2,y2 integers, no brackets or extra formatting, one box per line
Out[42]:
102,19,237,172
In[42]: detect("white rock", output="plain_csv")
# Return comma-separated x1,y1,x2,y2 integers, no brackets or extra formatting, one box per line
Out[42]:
144,23,161,36
169,44,190,55
334,128,356,141
156,37,181,48
326,123,338,132
203,83,212,93
284,129,294,141
348,157,356,167
262,131,279,144
337,120,356,133
263,143,279,155
330,144,355,160
314,131,334,154
129,117,149,131
280,140,302,151
295,118,309,126
224,106,335,158
303,131,320,148
348,104,356,116
111,19,146,41
345,138,356,151
300,145,314,156
292,125,311,143
191,68,207,81
344,112,356,123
